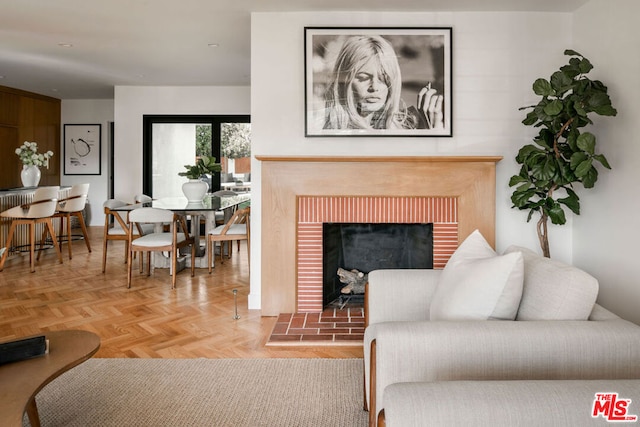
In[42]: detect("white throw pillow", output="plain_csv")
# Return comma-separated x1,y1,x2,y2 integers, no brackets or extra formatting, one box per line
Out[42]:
429,230,524,321
504,246,599,320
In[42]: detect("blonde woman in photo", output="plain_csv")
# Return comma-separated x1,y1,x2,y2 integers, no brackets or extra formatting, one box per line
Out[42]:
323,35,444,131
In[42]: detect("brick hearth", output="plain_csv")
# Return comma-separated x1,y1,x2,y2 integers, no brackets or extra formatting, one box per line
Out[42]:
267,307,364,345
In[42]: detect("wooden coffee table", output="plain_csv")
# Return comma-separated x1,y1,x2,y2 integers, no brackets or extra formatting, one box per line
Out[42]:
0,330,100,427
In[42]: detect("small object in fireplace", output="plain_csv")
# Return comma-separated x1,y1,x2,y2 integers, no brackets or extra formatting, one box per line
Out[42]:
337,268,368,295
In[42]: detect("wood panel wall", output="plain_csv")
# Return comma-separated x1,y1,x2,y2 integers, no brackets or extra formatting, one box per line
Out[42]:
0,85,61,189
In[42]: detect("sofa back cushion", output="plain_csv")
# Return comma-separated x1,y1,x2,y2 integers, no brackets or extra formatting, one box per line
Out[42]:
504,246,599,320
430,230,524,321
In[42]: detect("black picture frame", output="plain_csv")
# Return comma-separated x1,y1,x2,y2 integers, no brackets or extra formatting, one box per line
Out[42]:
63,124,101,175
305,27,453,137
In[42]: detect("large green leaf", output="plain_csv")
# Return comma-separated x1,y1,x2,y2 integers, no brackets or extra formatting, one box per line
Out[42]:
570,152,589,170
544,99,564,116
558,190,581,215
531,156,559,181
594,104,618,116
533,78,554,96
575,158,593,178
588,92,612,110
577,132,596,154
547,201,567,225
522,110,538,126
511,189,537,208
582,167,599,188
509,175,528,186
593,154,611,169
564,49,582,57
579,57,593,74
516,144,545,164
550,71,573,94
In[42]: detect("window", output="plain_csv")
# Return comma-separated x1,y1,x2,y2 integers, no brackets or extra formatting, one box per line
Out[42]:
142,115,250,198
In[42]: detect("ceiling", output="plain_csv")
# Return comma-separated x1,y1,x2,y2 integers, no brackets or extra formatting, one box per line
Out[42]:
0,0,590,99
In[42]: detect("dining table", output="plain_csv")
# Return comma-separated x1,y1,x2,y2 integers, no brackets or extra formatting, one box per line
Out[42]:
112,193,250,269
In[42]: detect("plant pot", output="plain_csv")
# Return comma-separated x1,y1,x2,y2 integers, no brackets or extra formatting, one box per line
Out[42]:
182,179,208,202
21,165,41,188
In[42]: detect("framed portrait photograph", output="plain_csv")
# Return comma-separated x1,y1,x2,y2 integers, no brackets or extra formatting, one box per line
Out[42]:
63,124,102,175
305,27,452,137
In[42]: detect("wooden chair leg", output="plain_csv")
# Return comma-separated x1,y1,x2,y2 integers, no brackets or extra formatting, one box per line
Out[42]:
29,221,36,272
45,219,64,265
127,245,133,288
26,397,41,427
102,236,108,273
76,212,92,252
66,213,73,259
0,223,18,271
171,248,177,289
208,237,213,274
191,241,196,278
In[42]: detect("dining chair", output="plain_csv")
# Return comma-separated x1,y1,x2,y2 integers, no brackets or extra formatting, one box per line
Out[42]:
127,207,195,289
207,206,250,273
212,190,237,225
51,183,91,260
102,199,130,272
0,186,64,273
134,194,152,203
102,199,156,273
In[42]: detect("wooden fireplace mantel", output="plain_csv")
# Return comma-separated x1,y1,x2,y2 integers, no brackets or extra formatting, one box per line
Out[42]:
257,155,502,316
256,155,501,163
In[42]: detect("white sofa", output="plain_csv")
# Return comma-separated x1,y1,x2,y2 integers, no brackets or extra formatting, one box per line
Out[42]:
364,232,640,427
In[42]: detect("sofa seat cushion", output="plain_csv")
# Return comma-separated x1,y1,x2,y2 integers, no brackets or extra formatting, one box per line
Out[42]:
505,246,599,320
430,230,524,321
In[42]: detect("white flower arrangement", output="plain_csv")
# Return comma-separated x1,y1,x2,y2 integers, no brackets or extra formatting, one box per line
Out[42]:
15,141,54,168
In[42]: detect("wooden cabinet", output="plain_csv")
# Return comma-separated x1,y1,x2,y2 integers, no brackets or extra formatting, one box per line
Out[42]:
0,85,60,189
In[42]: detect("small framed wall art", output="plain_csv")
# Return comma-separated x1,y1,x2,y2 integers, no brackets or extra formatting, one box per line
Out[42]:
304,27,453,138
63,124,101,175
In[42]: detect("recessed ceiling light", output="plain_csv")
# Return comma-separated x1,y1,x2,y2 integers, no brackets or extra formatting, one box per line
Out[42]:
58,43,73,48
207,43,219,48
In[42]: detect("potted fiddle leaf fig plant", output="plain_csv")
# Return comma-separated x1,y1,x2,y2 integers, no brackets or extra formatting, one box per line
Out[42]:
178,156,221,202
509,50,617,258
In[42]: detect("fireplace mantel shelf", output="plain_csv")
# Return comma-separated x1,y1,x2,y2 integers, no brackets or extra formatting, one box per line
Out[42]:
256,155,503,163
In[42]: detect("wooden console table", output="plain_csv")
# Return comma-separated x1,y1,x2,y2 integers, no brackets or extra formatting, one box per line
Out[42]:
0,330,100,427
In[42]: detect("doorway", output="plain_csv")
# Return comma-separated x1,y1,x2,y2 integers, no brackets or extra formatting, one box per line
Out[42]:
142,115,250,198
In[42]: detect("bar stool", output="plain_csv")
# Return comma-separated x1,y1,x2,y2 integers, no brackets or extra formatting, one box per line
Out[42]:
0,186,64,272
51,183,91,260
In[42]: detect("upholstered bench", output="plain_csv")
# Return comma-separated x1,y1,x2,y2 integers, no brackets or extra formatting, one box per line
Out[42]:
380,379,640,427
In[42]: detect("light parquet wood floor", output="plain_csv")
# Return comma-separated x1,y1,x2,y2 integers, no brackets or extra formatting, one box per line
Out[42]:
0,227,362,359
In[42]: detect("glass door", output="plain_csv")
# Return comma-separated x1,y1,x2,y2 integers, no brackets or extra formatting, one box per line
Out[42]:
142,115,250,198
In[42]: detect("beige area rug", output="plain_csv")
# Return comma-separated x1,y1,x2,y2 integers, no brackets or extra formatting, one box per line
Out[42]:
24,358,367,427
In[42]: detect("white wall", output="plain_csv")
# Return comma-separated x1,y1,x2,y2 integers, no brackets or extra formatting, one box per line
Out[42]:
572,0,640,324
113,86,250,203
61,99,114,226
251,11,574,309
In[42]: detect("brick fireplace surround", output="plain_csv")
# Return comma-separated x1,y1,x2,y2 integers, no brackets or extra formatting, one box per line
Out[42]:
257,156,501,317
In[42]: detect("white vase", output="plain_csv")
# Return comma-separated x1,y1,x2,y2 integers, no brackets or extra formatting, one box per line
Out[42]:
182,179,208,202
21,165,41,188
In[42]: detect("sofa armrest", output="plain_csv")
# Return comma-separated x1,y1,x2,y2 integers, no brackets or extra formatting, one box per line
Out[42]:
364,318,640,425
366,269,441,327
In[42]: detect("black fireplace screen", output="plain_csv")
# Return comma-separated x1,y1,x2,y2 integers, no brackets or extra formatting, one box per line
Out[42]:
322,223,433,306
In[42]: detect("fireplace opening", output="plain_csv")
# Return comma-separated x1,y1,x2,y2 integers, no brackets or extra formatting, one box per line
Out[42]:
322,223,433,307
